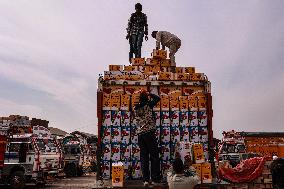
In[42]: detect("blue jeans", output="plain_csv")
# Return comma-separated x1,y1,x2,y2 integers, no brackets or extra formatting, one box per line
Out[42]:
129,31,144,62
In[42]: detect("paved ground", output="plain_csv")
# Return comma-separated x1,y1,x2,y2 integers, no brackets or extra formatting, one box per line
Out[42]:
1,174,169,189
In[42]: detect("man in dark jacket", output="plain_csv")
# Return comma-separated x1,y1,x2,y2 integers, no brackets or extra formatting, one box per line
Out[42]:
134,90,160,186
126,3,148,63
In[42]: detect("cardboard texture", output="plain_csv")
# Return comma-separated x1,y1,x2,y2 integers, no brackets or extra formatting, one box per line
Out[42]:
180,111,189,126
160,126,171,143
193,144,205,164
110,94,121,110
111,111,121,127
112,162,124,187
146,58,160,66
171,126,180,143
160,59,171,67
121,126,130,144
102,111,112,126
201,163,212,183
189,111,199,126
111,127,121,143
120,143,131,161
152,49,167,59
160,143,171,161
102,126,111,144
131,144,140,160
176,142,193,164
160,95,170,111
109,65,123,71
102,144,111,160
131,58,145,66
132,161,142,179
161,111,170,127
183,67,195,74
102,94,111,110
121,94,130,111
180,126,190,142
121,111,131,127
170,111,180,127
101,161,111,179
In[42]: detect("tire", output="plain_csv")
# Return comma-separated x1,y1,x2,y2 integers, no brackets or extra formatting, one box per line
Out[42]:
77,167,84,177
64,163,77,177
9,171,25,189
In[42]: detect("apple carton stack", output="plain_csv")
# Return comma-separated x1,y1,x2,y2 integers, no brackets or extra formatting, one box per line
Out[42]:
98,49,212,180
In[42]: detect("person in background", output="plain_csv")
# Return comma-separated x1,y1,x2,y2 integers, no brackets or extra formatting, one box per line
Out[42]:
151,31,181,66
134,90,161,187
167,158,200,189
126,3,148,63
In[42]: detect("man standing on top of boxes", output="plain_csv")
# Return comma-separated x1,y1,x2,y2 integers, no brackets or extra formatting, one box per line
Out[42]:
152,31,181,66
134,90,161,187
126,3,148,63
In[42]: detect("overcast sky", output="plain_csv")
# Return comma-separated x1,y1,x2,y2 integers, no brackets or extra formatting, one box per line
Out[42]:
0,0,283,138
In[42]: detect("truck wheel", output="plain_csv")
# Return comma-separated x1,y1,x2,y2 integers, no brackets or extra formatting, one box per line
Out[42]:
10,171,25,189
77,167,84,177
64,164,77,177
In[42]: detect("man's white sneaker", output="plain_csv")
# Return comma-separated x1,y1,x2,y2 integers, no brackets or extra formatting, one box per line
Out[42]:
143,181,149,187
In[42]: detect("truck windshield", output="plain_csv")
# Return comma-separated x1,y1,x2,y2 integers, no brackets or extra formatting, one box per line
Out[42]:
64,144,81,155
36,139,57,153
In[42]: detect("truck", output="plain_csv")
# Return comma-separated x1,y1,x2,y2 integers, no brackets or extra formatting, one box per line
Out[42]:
0,115,63,189
62,131,96,177
96,49,213,179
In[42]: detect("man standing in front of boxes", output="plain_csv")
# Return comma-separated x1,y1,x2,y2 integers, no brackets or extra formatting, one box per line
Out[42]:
151,31,181,66
126,3,148,63
134,90,161,187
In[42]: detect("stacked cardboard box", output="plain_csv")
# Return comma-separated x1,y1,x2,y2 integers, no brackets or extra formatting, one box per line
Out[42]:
98,49,212,180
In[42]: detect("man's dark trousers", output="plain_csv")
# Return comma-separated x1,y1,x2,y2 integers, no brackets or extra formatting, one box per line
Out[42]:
138,131,160,182
129,31,144,62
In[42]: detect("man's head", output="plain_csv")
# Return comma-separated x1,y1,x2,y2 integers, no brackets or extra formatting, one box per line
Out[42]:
135,3,142,12
139,90,148,104
151,31,158,39
173,158,184,174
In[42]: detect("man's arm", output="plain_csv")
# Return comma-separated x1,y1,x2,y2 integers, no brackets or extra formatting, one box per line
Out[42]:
148,93,161,109
156,32,161,49
144,14,148,36
126,14,133,39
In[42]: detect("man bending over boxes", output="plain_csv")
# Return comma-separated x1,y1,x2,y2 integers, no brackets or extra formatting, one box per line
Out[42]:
152,31,181,66
134,90,161,187
126,3,149,63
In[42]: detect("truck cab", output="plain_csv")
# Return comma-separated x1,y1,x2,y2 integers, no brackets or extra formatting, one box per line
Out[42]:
0,125,62,189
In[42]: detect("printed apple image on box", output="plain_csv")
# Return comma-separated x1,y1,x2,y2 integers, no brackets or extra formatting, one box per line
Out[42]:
111,111,121,127
189,111,198,126
180,126,190,142
198,110,207,126
102,144,111,160
102,110,112,127
161,111,170,127
179,111,189,126
160,126,171,143
154,111,161,126
132,161,142,179
121,111,131,127
170,110,180,127
121,126,130,144
131,144,140,161
189,126,200,143
101,161,111,179
102,126,111,144
170,126,180,143
160,143,171,161
111,143,121,161
120,143,131,161
130,126,139,144
111,127,121,143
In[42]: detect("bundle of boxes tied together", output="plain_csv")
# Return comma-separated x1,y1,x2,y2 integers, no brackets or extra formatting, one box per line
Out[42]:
98,49,212,182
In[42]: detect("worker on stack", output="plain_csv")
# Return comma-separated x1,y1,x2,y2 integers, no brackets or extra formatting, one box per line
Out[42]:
133,90,161,187
152,31,181,66
126,3,148,63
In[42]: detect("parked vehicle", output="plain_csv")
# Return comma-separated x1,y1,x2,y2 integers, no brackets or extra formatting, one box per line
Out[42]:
0,116,62,189
62,131,96,177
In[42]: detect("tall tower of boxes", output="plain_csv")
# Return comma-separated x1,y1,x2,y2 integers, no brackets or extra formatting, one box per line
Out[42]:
97,49,213,180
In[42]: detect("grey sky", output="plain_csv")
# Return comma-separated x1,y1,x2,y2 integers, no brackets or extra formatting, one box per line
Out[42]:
0,1,283,138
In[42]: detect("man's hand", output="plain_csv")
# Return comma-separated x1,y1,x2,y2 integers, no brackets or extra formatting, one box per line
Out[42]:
126,35,130,40
145,35,148,41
